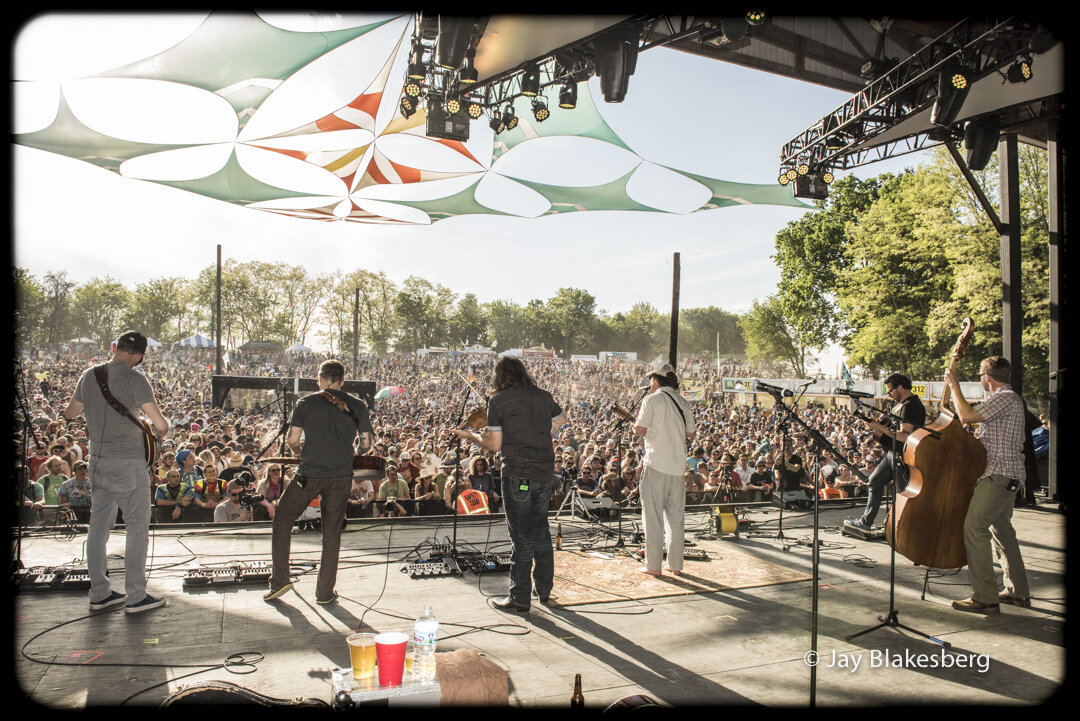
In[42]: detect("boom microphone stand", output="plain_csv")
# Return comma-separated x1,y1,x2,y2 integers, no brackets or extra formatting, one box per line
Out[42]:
846,401,948,647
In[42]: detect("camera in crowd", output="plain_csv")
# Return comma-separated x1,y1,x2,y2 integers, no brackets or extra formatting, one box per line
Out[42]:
231,471,265,507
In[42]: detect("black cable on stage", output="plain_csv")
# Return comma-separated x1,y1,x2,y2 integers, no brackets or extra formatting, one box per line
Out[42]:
19,610,263,706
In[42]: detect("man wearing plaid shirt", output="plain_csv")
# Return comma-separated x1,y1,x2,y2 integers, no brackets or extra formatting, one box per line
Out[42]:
944,355,1031,614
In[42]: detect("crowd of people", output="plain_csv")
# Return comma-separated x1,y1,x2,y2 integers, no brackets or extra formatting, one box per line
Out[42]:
16,344,1041,528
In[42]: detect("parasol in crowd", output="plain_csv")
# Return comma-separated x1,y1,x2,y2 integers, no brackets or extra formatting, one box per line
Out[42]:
375,386,407,400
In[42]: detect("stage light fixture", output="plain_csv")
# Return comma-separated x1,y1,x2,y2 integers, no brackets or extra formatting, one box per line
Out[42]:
797,163,809,176
745,11,766,26
786,168,798,182
459,50,478,85
595,25,639,102
503,105,518,131
532,98,549,122
408,40,426,80
400,96,417,119
779,173,791,186
964,115,1002,171
521,64,540,97
1006,56,1032,83
434,16,476,71
466,99,484,119
559,81,577,109
931,57,971,127
404,80,422,98
445,97,461,115
822,170,835,184
489,115,505,134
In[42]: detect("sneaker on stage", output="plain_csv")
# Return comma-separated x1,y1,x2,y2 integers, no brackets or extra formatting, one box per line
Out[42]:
89,590,126,611
843,517,872,532
125,594,166,614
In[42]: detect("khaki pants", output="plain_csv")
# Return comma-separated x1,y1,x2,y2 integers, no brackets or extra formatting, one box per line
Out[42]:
640,466,685,572
964,474,1030,603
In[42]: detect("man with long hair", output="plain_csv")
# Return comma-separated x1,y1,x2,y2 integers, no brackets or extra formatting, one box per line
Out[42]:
455,356,565,612
633,364,696,576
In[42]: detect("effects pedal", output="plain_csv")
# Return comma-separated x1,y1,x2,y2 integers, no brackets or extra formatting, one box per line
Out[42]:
683,549,710,562
405,558,461,578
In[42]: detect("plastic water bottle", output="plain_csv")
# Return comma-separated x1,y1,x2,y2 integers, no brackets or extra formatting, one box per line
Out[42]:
412,605,438,681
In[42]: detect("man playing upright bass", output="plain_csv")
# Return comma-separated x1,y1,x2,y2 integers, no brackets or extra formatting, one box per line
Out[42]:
265,360,372,605
944,356,1031,613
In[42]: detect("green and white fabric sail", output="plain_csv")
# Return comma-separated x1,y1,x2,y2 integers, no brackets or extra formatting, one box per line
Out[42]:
14,12,810,225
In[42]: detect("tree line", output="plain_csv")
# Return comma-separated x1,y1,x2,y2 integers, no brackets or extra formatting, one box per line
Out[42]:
14,264,748,364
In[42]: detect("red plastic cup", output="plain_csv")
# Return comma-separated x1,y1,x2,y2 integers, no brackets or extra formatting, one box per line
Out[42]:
375,632,409,687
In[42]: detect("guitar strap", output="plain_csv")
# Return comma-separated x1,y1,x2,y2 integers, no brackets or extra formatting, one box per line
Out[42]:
318,390,360,429
93,363,152,436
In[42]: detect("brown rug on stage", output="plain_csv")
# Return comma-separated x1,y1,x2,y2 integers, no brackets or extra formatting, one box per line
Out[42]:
548,542,810,607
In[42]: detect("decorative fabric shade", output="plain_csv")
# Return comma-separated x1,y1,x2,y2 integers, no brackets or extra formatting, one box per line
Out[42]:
14,12,810,226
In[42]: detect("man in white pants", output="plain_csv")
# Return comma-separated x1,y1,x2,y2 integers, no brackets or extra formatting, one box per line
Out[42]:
633,364,696,577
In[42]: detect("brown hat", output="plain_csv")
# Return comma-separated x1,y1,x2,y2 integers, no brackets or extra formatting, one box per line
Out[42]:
229,452,244,467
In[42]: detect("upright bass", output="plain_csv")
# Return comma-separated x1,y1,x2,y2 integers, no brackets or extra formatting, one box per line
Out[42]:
885,318,987,569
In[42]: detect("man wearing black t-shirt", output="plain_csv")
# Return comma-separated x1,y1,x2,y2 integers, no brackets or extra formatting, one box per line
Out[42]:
265,360,372,605
455,356,564,613
845,373,926,532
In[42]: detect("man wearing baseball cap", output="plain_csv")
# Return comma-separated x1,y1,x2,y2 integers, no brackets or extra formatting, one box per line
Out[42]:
633,363,696,577
63,330,170,614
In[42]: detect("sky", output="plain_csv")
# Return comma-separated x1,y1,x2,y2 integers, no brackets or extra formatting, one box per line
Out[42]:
12,12,931,367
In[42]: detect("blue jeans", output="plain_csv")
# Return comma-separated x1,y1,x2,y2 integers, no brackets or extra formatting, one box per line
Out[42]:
501,475,554,605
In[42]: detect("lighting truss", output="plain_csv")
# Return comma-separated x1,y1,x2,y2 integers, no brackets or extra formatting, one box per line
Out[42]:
777,17,1035,177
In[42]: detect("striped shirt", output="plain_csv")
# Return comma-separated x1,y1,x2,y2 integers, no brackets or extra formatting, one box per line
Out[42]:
975,384,1026,481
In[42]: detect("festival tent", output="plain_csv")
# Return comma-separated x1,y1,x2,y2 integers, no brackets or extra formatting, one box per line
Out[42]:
285,343,312,354
146,337,162,349
174,333,216,348
67,337,96,345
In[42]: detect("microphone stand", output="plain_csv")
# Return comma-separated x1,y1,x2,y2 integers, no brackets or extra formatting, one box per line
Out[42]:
846,399,948,647
752,391,793,550
596,389,646,552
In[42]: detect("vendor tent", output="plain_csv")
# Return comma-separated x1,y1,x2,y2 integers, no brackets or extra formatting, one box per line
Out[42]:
286,343,312,354
175,333,216,348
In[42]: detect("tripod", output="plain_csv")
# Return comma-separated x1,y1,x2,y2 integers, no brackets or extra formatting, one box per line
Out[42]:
846,401,949,647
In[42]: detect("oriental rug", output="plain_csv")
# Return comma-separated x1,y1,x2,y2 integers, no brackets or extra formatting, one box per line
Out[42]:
547,541,809,607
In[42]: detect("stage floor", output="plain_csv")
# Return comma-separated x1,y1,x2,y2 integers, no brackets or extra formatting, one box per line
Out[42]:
12,497,1067,708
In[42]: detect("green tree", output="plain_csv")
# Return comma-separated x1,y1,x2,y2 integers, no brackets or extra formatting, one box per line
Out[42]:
485,299,526,350
393,276,455,351
679,306,745,359
41,270,77,348
121,277,187,343
738,295,812,377
71,276,132,346
448,293,488,347
544,288,598,356
14,268,46,346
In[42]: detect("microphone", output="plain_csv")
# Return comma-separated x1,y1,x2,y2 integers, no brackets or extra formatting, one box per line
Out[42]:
754,380,793,397
834,388,875,399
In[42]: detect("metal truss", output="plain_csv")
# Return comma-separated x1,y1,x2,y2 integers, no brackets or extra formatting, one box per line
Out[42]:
777,17,1029,175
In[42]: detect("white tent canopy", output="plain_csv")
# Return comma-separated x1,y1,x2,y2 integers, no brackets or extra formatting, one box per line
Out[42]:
286,343,312,354
174,333,216,348
67,337,95,344
146,337,162,348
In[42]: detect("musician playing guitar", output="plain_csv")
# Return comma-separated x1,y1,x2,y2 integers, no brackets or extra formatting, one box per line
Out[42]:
843,373,926,532
64,330,170,614
265,360,372,605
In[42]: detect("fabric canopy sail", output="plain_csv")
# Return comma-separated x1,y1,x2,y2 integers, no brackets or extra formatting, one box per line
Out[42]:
15,12,809,225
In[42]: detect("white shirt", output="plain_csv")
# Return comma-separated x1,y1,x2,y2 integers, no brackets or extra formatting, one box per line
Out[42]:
636,387,697,476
